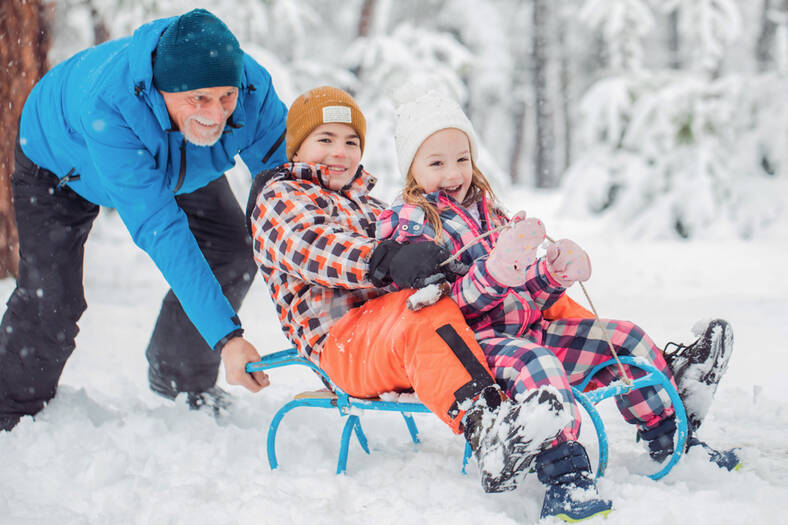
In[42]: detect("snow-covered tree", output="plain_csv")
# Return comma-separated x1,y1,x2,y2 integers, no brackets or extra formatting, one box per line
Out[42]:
341,6,481,196
661,0,742,76
580,0,655,71
33,0,788,239
560,0,787,239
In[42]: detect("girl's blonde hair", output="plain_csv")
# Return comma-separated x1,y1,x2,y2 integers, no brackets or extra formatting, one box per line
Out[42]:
402,159,498,242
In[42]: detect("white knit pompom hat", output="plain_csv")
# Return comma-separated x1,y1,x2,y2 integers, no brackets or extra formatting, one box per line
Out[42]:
394,90,479,178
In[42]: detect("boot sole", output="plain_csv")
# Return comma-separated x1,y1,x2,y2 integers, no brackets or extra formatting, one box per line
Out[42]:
552,508,613,523
696,319,733,387
676,319,733,428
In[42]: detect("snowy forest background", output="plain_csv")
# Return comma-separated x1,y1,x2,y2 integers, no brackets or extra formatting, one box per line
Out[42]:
2,2,788,524
51,0,788,241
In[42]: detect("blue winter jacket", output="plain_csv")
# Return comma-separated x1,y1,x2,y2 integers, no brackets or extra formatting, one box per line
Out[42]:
19,16,288,349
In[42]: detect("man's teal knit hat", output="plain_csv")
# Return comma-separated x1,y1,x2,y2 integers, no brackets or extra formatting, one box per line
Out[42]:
153,9,243,92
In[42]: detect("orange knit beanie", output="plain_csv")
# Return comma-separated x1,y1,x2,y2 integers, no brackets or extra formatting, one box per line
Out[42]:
286,86,366,160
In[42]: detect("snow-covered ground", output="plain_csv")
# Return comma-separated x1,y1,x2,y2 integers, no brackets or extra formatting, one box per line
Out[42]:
1,184,787,525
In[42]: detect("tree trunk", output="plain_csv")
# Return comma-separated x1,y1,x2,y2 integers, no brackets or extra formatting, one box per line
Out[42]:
756,0,788,71
0,0,52,279
509,97,527,185
351,0,377,83
87,0,110,45
557,14,572,175
532,0,555,188
357,0,376,38
506,2,530,186
668,9,681,69
757,0,775,71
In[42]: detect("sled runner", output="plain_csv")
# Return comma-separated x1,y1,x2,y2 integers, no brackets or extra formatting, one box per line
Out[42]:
246,350,688,479
246,348,429,474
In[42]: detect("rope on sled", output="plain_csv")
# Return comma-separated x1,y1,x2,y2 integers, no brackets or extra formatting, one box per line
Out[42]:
432,223,633,386
541,233,632,385
577,279,633,386
439,222,510,267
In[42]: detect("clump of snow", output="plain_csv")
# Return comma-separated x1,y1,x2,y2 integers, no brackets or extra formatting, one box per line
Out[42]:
405,282,447,311
379,391,421,403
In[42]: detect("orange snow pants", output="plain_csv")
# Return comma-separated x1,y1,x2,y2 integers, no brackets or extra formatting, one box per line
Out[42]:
319,290,495,434
543,294,593,321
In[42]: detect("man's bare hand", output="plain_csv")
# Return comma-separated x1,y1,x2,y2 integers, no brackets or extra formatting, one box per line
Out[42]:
221,337,270,392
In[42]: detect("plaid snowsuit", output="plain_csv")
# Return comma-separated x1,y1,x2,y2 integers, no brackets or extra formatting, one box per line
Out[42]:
377,193,677,439
247,163,386,361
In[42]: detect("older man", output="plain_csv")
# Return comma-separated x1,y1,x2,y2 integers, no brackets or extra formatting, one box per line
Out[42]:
0,9,283,431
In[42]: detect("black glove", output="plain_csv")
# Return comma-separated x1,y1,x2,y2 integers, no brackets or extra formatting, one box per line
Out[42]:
369,240,456,289
368,240,400,287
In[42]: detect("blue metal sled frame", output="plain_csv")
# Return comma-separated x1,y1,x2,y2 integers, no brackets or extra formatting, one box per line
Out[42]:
247,350,687,480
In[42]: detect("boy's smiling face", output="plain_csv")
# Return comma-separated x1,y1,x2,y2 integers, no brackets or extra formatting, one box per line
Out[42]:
409,128,473,203
293,123,362,191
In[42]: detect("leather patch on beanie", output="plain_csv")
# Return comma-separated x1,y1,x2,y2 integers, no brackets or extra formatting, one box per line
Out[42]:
322,106,352,124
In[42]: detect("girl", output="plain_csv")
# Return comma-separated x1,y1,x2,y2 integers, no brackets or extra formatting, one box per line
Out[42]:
379,90,736,521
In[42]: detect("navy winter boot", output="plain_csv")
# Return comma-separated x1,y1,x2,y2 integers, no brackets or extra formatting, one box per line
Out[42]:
638,414,741,471
685,435,741,471
184,386,234,419
535,441,612,522
151,370,234,420
637,415,678,463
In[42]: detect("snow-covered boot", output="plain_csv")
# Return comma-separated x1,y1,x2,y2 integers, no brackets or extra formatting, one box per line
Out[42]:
535,441,612,522
638,414,741,471
463,385,568,493
152,373,234,420
663,319,733,430
183,386,234,418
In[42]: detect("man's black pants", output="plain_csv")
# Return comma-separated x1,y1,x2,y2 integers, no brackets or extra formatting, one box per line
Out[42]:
0,137,256,429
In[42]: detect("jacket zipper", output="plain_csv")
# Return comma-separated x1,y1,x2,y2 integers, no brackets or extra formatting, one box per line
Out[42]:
174,139,186,193
134,82,187,194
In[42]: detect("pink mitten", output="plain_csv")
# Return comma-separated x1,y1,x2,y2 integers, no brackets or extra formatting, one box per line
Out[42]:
486,211,546,287
545,239,591,288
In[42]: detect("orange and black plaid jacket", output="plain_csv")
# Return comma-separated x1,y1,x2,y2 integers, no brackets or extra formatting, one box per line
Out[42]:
248,163,389,361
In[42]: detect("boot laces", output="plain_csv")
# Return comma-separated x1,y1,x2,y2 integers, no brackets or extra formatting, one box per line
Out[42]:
663,337,701,369
664,338,696,358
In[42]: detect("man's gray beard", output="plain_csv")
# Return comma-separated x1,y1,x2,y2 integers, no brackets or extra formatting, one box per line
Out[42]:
183,116,222,147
